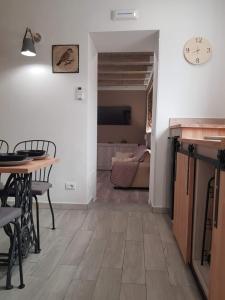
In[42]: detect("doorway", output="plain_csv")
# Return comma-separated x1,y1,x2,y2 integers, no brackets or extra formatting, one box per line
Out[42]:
87,30,159,206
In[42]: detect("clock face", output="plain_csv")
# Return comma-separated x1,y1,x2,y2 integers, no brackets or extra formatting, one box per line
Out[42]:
184,37,212,65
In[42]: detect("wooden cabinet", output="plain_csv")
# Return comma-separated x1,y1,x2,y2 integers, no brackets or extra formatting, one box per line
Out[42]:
209,170,225,300
170,129,225,298
173,151,225,299
173,152,195,263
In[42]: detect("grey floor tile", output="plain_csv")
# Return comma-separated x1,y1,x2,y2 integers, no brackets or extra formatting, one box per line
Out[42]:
93,268,122,300
146,270,176,300
122,240,145,284
120,283,146,300
75,238,107,280
102,232,125,268
60,229,93,266
144,233,166,270
64,279,96,300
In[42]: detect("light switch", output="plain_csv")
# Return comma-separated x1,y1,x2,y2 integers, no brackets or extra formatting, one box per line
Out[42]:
76,86,85,100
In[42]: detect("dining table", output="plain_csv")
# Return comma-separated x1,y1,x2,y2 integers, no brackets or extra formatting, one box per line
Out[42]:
0,157,58,262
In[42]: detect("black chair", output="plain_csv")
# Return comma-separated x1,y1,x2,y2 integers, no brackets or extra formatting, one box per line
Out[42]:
13,140,56,251
0,140,9,153
0,140,9,190
0,207,25,289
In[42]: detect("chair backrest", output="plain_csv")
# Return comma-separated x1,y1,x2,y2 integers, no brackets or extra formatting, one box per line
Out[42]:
0,140,9,153
13,140,56,182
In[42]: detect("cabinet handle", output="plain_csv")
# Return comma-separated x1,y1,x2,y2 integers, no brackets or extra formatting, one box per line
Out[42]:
186,155,190,195
214,170,220,228
186,144,194,195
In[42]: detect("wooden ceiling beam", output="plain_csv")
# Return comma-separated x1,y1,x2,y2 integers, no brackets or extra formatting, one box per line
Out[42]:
98,52,154,89
98,79,148,85
98,77,150,81
98,65,151,72
98,52,154,60
98,70,151,74
98,73,149,80
98,61,153,66
98,82,148,87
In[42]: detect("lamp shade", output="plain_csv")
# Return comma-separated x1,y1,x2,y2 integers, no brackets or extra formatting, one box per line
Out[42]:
21,37,36,56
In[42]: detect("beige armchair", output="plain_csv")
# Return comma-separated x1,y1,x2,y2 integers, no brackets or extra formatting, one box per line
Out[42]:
111,149,150,188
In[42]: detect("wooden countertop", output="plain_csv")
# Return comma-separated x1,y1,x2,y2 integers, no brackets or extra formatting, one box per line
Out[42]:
170,118,225,129
0,157,58,174
179,138,225,149
170,124,225,129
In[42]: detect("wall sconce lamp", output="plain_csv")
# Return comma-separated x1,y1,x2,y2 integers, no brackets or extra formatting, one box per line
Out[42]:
21,27,41,57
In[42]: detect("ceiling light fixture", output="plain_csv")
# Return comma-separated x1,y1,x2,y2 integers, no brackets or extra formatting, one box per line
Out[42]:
21,27,41,57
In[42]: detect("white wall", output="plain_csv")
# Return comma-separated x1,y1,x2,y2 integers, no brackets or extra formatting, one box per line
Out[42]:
87,35,98,203
0,0,225,207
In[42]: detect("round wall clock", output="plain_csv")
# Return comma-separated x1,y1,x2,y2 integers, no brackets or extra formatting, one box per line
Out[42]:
183,37,212,65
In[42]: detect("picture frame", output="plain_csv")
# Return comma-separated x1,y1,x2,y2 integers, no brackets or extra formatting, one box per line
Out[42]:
52,44,79,73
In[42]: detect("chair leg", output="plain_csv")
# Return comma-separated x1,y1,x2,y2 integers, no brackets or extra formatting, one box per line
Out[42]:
14,220,25,289
34,195,41,252
47,189,55,230
5,225,15,290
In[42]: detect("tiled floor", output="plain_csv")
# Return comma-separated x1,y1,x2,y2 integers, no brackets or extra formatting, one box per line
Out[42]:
0,172,202,299
96,171,149,204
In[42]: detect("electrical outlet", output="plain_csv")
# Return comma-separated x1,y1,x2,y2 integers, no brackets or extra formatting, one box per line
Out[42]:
65,182,76,190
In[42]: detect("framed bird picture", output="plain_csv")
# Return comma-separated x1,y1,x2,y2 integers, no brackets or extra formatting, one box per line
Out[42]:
52,45,79,73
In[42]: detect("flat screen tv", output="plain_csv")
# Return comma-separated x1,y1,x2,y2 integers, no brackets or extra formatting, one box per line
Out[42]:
98,106,131,125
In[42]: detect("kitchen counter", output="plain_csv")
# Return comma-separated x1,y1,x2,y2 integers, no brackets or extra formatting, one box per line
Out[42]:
170,118,225,128
170,118,225,140
179,137,225,149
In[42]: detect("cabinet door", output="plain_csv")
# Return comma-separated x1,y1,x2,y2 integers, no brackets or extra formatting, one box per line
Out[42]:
173,152,194,263
209,171,225,300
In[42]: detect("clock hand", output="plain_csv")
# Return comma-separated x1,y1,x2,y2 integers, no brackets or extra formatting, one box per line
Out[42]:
192,48,200,54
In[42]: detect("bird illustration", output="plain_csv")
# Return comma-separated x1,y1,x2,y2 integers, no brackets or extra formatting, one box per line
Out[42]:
56,48,74,66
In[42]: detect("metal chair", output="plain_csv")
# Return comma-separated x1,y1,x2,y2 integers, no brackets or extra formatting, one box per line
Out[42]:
13,140,56,251
0,140,9,153
0,140,9,189
0,207,25,289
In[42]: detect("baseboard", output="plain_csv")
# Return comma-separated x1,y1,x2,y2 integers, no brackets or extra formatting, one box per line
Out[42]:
37,201,89,210
151,205,169,214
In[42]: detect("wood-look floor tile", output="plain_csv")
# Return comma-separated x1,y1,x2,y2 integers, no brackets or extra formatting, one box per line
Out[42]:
146,270,176,300
154,214,174,245
144,234,166,271
64,279,96,300
120,283,146,300
38,208,62,229
56,210,87,237
102,232,125,268
75,238,107,280
27,227,66,263
81,210,105,231
60,230,93,266
31,240,70,279
96,171,149,205
0,197,200,300
93,211,113,240
164,242,196,287
126,213,143,241
142,212,159,235
122,240,145,284
93,268,122,300
33,265,76,300
175,284,202,300
111,211,128,233
0,276,45,300
0,261,38,291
